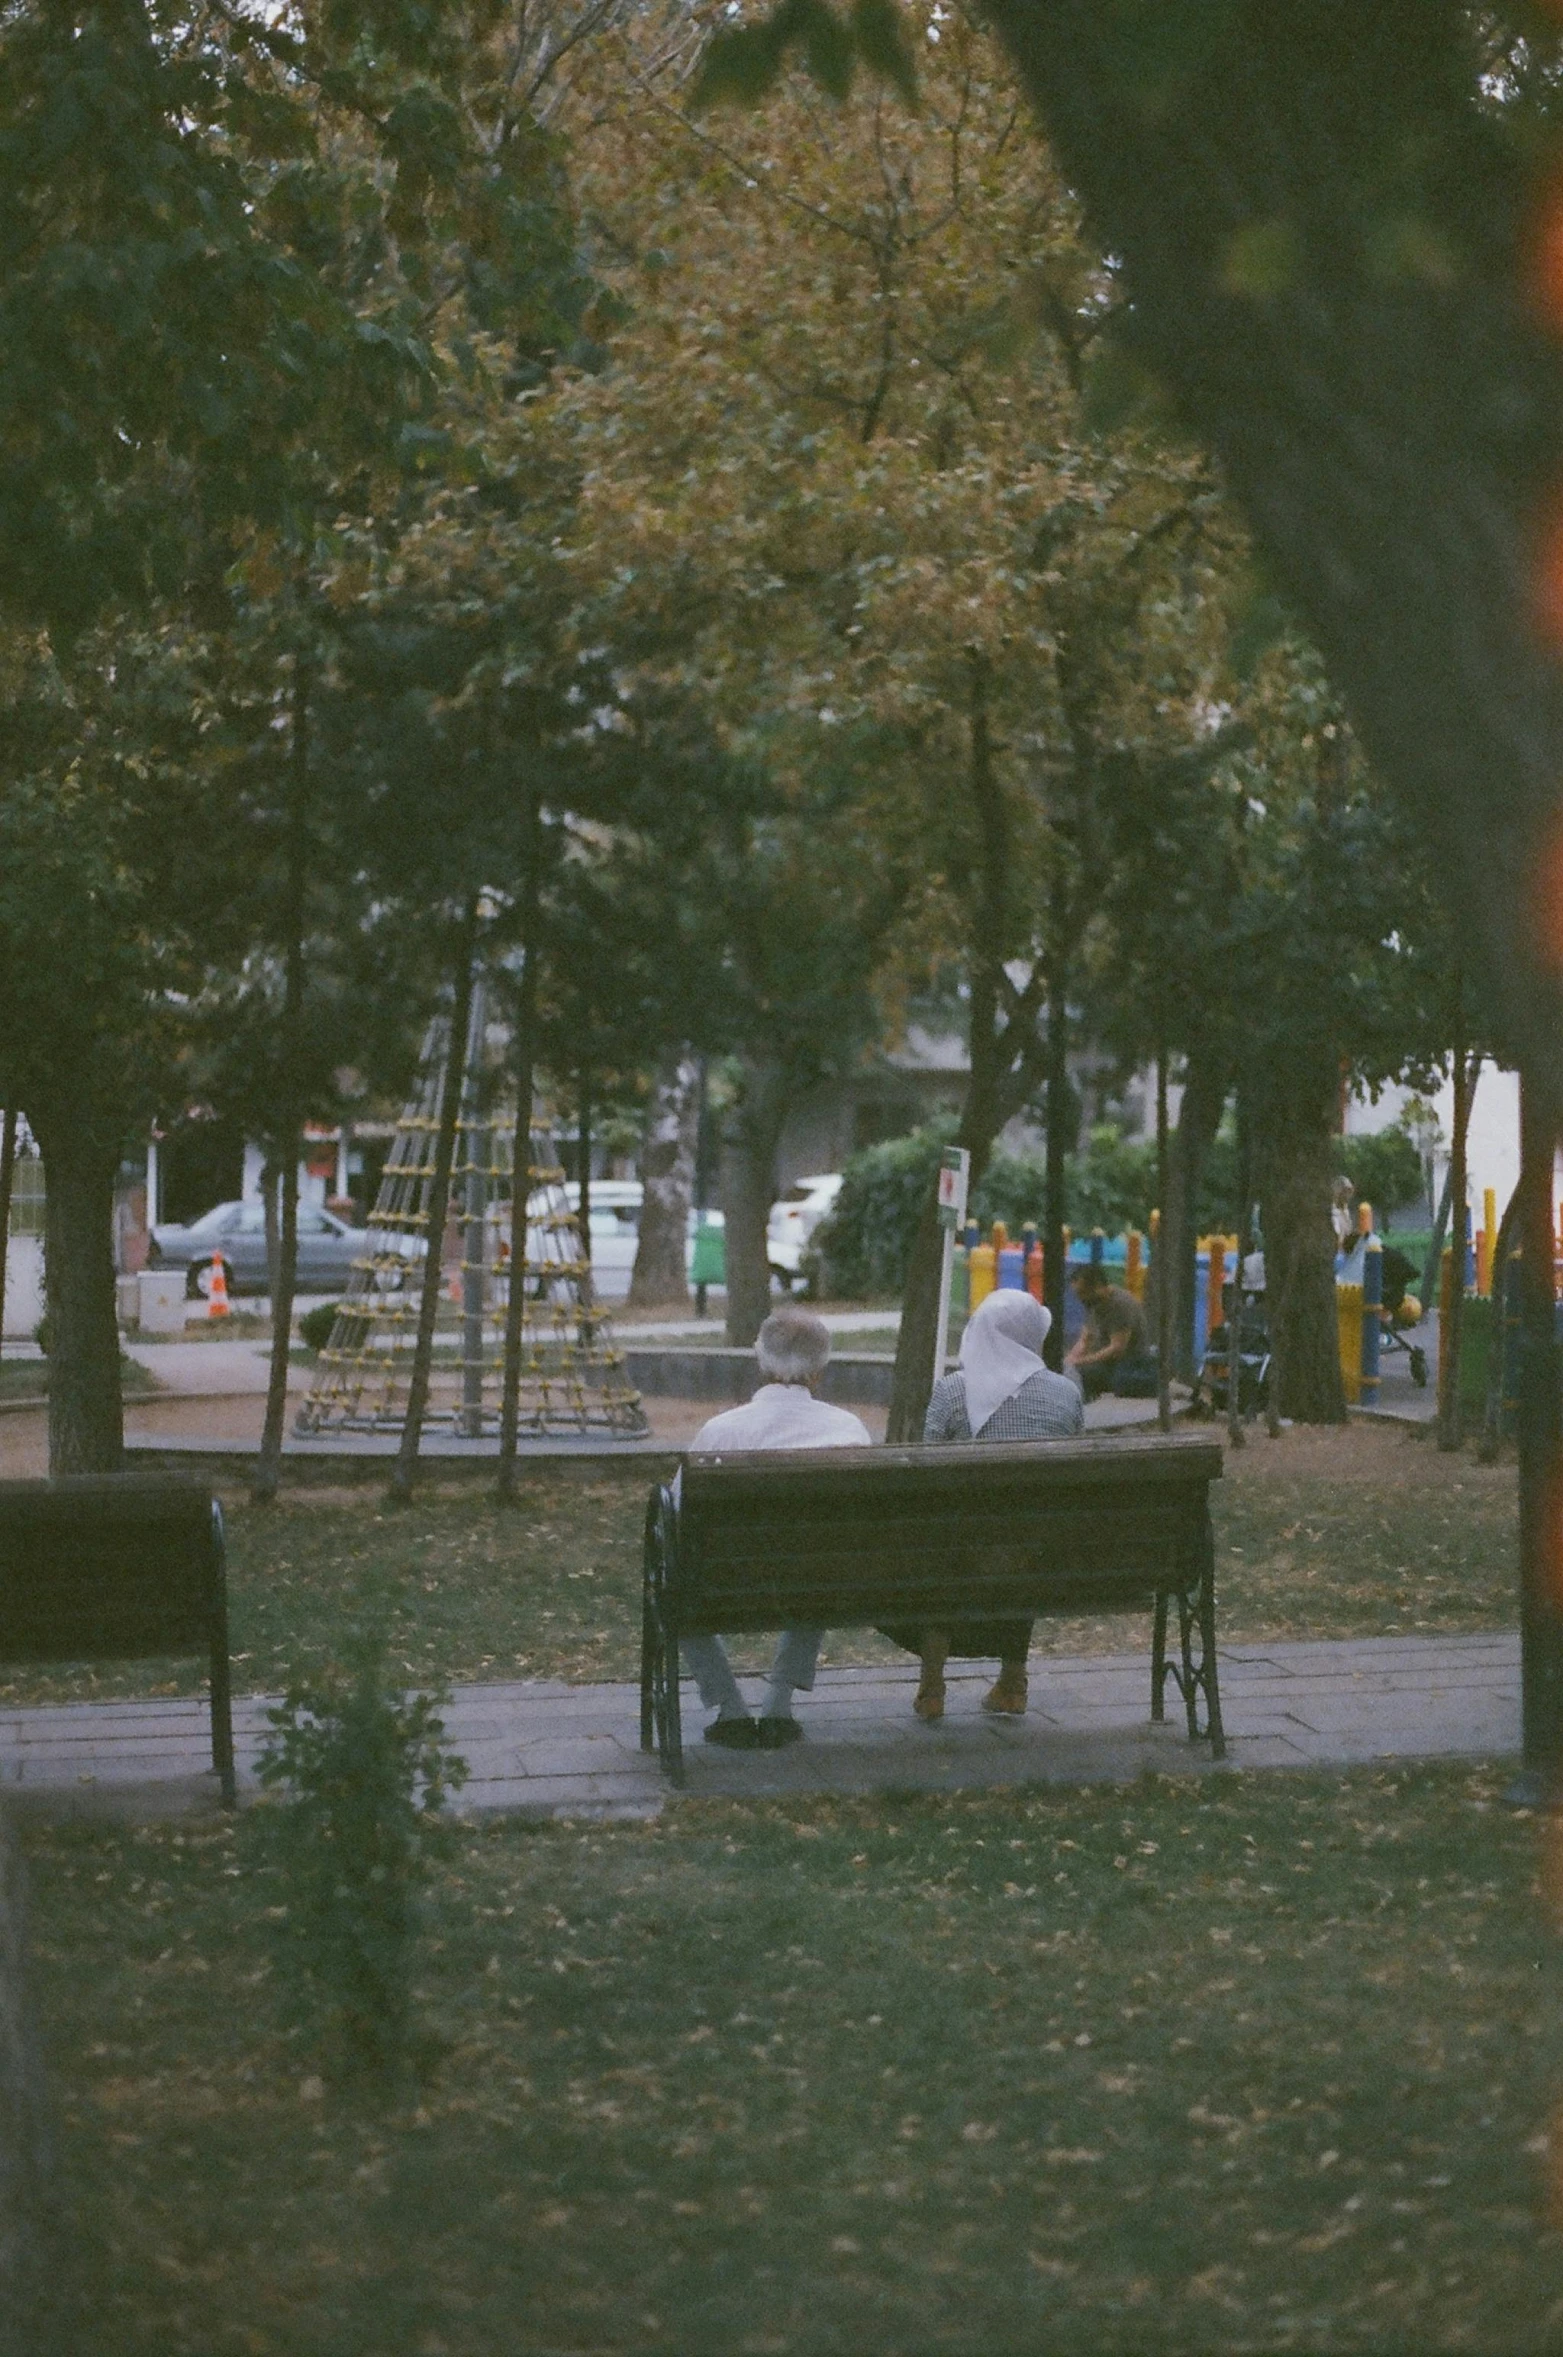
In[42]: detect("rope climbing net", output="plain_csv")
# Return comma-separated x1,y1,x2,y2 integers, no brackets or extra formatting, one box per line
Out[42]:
294,1003,648,1440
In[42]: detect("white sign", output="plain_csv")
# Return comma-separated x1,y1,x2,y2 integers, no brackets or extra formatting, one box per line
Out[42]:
937,1147,970,1231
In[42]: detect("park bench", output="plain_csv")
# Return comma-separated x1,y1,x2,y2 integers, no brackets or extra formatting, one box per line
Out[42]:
0,1475,235,1807
641,1428,1225,1785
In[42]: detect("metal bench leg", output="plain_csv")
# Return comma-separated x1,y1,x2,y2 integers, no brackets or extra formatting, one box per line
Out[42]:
1198,1516,1227,1759
640,1503,659,1753
640,1604,657,1753
1175,1592,1200,1741
209,1508,237,1808
664,1628,685,1789
1151,1591,1169,1721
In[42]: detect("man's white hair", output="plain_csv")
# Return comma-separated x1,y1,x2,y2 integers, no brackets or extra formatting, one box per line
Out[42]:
756,1305,832,1383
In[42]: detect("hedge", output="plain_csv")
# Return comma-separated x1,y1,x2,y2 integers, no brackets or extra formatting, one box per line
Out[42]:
808,1123,1161,1301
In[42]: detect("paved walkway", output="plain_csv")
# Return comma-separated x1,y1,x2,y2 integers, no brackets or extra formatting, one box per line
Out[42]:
0,1632,1519,1823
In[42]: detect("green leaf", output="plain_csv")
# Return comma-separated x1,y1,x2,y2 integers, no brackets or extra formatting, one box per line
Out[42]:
802,0,857,101
693,0,917,110
850,0,919,105
691,21,790,108
1218,218,1303,300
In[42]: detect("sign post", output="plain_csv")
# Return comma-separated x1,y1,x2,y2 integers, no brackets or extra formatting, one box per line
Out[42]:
932,1147,971,1396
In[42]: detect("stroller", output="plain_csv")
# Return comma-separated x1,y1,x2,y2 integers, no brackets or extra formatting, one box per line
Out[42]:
1197,1280,1273,1415
1374,1244,1429,1388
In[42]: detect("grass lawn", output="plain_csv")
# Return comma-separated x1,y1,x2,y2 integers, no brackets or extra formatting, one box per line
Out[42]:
20,1762,1563,2354
0,1354,162,1405
0,1422,1519,1709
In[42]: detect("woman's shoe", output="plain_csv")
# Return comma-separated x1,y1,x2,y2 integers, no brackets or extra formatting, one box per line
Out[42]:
913,1677,945,1723
981,1670,1028,1715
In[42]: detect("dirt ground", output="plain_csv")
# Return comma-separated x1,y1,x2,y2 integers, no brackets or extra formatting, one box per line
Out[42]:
1218,1412,1506,1491
0,1390,892,1480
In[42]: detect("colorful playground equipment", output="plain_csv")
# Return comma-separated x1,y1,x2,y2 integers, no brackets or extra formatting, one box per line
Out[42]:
952,1221,1152,1317
947,1216,1249,1365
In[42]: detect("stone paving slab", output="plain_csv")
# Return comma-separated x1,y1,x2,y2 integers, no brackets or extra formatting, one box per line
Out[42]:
0,1632,1522,1823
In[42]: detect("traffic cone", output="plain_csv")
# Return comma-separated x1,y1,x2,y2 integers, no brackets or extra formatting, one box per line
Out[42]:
207,1251,231,1320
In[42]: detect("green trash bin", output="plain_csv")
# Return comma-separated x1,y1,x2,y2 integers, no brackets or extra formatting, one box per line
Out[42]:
690,1218,725,1286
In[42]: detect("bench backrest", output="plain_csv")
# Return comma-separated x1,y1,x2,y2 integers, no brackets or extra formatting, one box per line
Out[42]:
666,1429,1222,1634
0,1476,224,1663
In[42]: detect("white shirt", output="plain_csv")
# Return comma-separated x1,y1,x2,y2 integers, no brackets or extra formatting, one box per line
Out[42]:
693,1383,871,1453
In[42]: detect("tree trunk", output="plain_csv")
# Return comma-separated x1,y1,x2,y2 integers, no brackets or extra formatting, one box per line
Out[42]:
887,649,1018,1438
887,1190,948,1444
0,1803,55,2332
1166,1048,1228,1380
888,1051,1013,1441
1155,1048,1172,1432
1437,1019,1475,1453
390,907,479,1506
497,791,543,1507
721,1055,790,1348
1041,967,1070,1372
28,1105,123,1474
980,0,1563,1102
1419,1164,1454,1335
253,1152,299,1506
254,652,312,1506
1251,1063,1346,1424
576,1072,593,1269
1516,1072,1563,1786
629,1054,698,1311
0,1109,16,1357
260,1161,281,1316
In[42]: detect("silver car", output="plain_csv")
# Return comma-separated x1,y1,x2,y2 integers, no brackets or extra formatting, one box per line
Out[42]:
148,1199,369,1298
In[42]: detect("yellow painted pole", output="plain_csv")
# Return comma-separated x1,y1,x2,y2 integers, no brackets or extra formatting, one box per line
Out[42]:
1337,1282,1363,1405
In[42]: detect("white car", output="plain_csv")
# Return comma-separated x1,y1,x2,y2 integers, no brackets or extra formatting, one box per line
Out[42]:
767,1173,843,1284
525,1182,725,1302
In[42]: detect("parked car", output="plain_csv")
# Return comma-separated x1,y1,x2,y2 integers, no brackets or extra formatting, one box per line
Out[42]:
767,1173,843,1285
148,1199,374,1299
528,1183,725,1303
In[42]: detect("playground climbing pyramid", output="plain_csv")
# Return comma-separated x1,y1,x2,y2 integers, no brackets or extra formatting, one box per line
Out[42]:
296,996,648,1442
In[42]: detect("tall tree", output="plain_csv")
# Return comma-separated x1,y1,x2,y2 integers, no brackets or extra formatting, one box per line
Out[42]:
559,1,1238,1363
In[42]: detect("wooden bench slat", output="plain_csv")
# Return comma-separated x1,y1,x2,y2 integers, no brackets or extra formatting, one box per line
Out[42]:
686,1503,1201,1567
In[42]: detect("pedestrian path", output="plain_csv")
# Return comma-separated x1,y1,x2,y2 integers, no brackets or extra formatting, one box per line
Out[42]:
0,1631,1520,1823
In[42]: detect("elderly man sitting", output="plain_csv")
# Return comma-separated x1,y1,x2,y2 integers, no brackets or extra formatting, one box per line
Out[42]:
683,1303,871,1750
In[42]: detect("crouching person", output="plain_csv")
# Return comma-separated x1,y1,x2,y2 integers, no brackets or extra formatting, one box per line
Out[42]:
682,1305,871,1751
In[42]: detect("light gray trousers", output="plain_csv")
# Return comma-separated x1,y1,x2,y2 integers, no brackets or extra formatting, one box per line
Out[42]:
681,1628,823,1716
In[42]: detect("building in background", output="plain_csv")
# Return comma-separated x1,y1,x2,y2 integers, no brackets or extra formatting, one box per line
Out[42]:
2,1123,44,1339
1343,1067,1523,1228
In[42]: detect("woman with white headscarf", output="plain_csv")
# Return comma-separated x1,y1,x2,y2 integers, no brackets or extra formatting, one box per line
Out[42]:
882,1288,1084,1722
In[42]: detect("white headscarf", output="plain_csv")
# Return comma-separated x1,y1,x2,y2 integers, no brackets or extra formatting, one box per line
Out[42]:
959,1288,1053,1437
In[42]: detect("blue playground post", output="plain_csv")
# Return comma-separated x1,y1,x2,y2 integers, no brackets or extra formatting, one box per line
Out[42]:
1360,1233,1382,1403
1090,1227,1106,1266
1193,1247,1210,1366
997,1239,1025,1289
